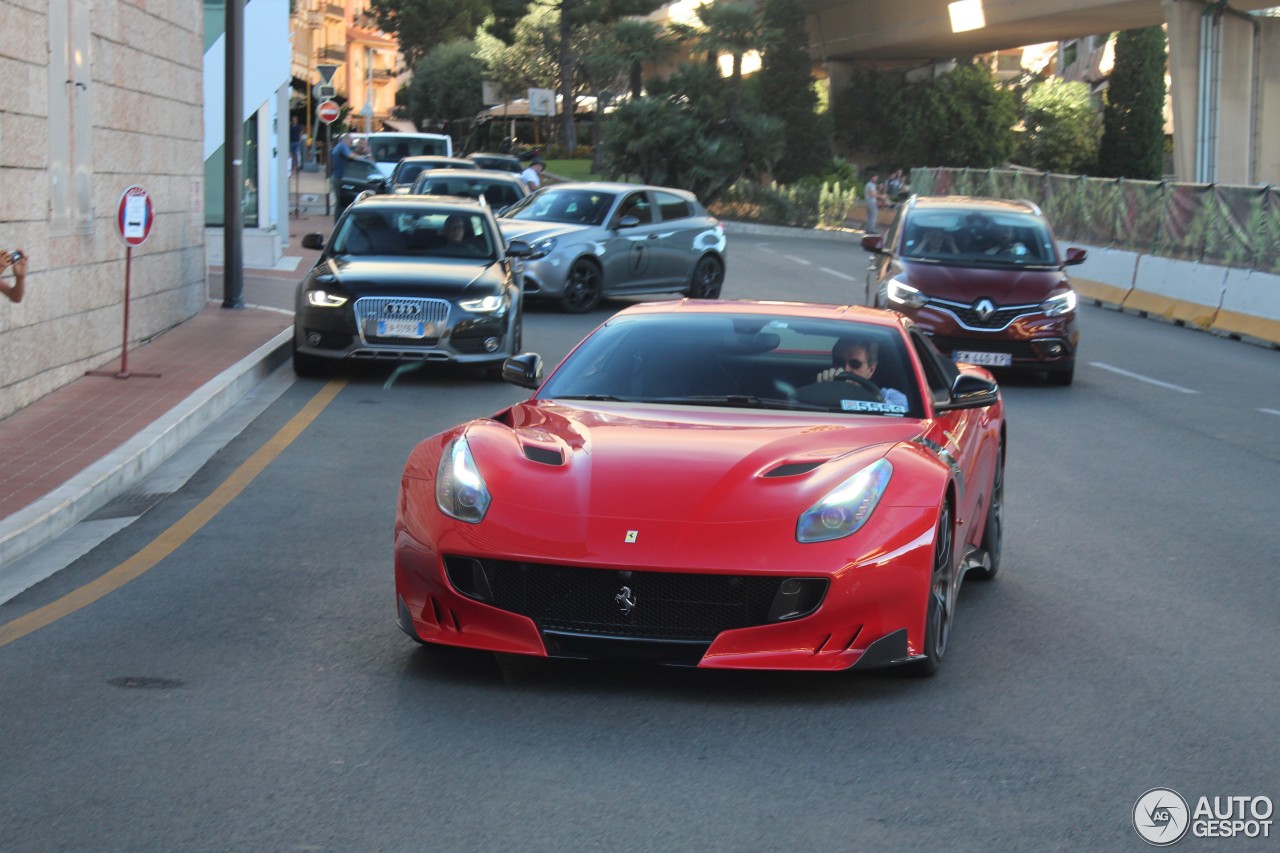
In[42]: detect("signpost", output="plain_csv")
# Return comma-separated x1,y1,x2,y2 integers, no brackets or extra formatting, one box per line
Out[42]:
317,101,339,216
89,186,160,379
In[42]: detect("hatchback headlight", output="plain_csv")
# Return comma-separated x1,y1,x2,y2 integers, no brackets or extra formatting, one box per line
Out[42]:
886,279,928,309
435,436,491,524
459,294,506,313
527,237,557,259
1041,290,1077,316
306,290,348,307
796,459,893,543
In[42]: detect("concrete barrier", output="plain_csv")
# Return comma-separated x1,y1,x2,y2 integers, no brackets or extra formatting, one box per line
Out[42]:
1215,268,1280,344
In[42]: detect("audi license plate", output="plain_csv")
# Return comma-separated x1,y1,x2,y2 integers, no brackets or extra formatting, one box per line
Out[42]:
953,350,1012,367
378,318,426,338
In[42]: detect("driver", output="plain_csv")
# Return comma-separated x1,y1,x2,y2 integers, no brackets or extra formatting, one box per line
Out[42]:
816,336,908,410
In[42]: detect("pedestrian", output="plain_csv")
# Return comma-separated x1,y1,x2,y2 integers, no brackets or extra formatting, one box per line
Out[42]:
521,158,545,190
330,132,354,220
1,248,29,303
864,170,887,235
290,115,303,171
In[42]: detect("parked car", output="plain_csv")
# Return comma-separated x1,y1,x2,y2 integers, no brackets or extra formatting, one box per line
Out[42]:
394,299,1006,674
292,194,530,377
497,182,727,313
388,156,478,194
410,168,530,211
862,196,1086,385
466,152,524,173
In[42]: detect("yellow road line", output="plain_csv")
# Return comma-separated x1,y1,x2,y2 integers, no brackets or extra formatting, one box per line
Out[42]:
0,379,347,648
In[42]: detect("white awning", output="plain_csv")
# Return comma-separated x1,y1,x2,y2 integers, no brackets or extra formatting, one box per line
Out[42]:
380,118,418,133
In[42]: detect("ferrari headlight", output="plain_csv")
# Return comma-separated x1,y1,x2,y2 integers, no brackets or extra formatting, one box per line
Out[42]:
306,289,348,308
796,459,893,543
886,279,928,309
1041,289,1077,316
527,236,557,259
435,436,491,523
459,294,505,313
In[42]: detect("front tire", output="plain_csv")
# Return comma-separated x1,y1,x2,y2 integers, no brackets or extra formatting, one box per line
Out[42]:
971,441,1003,581
687,255,725,299
1047,362,1075,385
913,500,955,677
560,258,603,313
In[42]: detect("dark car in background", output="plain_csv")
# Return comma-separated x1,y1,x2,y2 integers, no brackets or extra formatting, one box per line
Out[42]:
292,195,529,377
333,156,389,211
387,156,478,194
410,168,530,210
466,152,523,173
862,196,1086,385
497,182,727,313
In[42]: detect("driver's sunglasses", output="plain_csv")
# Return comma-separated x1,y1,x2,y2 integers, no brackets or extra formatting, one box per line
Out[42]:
839,356,866,370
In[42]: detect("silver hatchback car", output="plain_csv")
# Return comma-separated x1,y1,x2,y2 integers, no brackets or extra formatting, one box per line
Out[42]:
497,182,727,312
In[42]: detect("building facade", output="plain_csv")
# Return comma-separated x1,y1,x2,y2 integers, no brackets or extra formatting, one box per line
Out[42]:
0,1,207,422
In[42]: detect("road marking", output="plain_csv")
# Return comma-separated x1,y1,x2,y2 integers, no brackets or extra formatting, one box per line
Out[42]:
1261,408,1280,417
783,255,812,265
757,246,777,254
820,267,857,281
1089,362,1200,394
0,378,347,648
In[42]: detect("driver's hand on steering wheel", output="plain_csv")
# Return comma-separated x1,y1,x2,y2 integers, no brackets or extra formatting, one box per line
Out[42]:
817,366,855,383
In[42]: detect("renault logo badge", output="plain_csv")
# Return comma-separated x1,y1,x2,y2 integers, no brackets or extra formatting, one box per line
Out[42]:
974,298,996,321
614,586,637,614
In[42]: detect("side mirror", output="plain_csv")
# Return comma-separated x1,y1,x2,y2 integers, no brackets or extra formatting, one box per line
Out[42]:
502,352,543,389
861,234,885,254
505,239,533,259
615,215,640,230
934,373,1000,412
302,233,326,250
1063,247,1087,266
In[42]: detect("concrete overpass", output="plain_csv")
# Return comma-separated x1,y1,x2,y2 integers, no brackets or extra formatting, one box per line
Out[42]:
803,0,1280,185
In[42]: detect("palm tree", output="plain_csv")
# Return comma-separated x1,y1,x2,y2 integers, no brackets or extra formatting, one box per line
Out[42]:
613,19,673,99
670,2,764,116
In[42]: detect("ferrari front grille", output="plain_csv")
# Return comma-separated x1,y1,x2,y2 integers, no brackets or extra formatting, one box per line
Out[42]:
445,557,789,641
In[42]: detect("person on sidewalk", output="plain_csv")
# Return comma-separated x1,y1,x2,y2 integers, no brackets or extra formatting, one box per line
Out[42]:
330,133,354,220
520,158,545,191
1,248,29,303
289,115,303,172
864,171,887,235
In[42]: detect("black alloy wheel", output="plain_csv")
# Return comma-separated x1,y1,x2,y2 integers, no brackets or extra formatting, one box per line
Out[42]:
687,255,725,299
914,500,955,676
971,441,1003,581
560,259,603,313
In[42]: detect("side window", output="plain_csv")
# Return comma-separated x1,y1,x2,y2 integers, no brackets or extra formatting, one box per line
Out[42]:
884,205,907,252
654,191,693,222
909,329,957,404
347,160,372,180
618,192,654,224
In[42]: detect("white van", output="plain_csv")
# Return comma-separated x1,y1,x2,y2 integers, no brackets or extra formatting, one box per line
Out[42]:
358,132,453,179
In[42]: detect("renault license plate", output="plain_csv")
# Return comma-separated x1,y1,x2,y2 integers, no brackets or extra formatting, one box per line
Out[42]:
953,350,1012,367
378,318,426,338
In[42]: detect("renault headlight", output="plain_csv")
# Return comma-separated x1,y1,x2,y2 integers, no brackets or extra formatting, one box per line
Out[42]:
886,279,928,309
1041,289,1077,316
796,459,893,543
435,436,491,523
306,290,348,307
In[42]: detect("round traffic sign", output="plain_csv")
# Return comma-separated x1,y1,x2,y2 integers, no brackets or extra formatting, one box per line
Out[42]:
116,185,154,247
317,100,340,124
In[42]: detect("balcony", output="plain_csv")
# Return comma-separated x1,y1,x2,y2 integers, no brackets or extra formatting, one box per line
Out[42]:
325,3,345,20
318,45,346,62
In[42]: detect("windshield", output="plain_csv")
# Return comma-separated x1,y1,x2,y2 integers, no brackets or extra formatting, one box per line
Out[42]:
414,176,524,208
331,208,498,260
369,135,450,162
901,209,1057,266
502,187,615,226
538,313,923,417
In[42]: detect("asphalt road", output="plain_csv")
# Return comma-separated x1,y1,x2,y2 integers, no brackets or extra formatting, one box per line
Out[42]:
2,233,1277,851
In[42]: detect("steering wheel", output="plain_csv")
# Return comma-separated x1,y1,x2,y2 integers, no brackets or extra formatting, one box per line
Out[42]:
830,371,884,398
794,372,885,407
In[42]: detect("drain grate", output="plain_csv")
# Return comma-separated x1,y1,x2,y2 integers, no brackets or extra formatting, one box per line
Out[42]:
85,491,170,521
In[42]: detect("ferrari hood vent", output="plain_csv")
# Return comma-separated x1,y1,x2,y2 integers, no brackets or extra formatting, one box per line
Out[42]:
763,460,826,478
522,444,565,466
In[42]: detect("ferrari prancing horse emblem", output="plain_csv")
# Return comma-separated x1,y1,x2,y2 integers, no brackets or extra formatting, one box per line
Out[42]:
615,586,637,614
625,530,638,543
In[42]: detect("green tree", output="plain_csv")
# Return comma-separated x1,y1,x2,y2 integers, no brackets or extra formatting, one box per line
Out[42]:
404,40,486,143
1020,77,1102,173
670,2,765,116
368,0,494,66
758,0,830,183
1098,26,1167,179
612,19,673,99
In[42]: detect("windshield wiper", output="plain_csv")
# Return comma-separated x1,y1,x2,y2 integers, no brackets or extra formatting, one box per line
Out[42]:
639,395,817,411
555,394,633,402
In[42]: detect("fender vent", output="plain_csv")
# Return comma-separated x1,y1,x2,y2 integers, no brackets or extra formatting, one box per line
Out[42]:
764,461,823,478
522,445,564,466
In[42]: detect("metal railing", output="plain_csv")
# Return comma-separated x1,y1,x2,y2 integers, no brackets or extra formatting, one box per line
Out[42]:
318,45,346,62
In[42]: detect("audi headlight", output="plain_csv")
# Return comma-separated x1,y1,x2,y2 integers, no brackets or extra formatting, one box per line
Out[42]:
459,294,506,313
886,279,928,309
1041,289,1077,316
796,459,893,543
435,436,491,524
306,290,348,308
527,236,557,259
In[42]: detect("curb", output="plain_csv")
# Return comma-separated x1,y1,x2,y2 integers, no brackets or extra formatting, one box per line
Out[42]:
0,330,293,572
